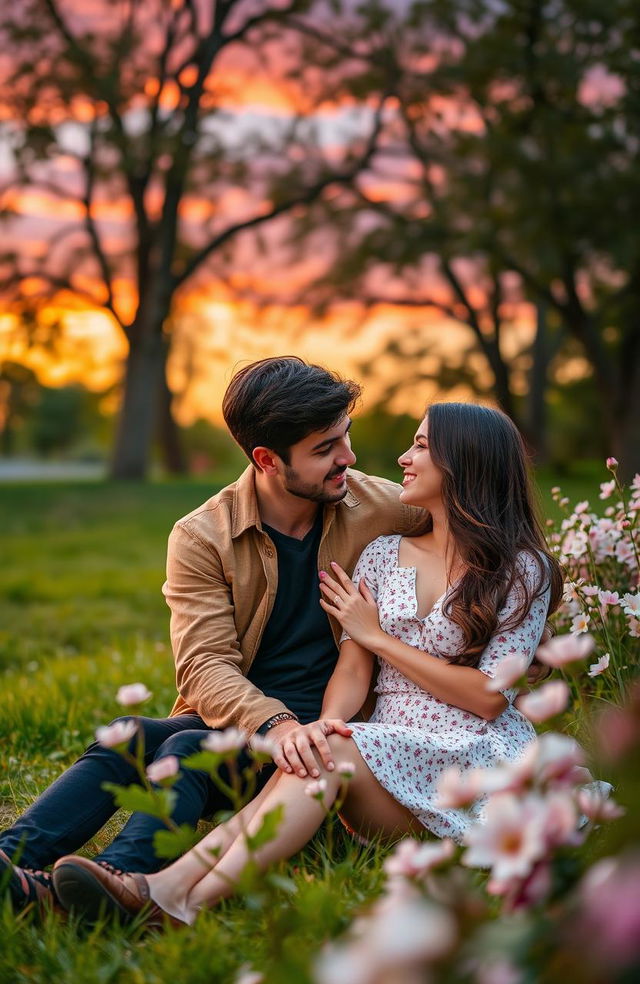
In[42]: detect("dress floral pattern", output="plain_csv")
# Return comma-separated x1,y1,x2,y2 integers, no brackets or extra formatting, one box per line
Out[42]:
345,535,551,843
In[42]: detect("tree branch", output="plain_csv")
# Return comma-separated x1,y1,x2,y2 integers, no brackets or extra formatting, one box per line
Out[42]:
173,93,391,289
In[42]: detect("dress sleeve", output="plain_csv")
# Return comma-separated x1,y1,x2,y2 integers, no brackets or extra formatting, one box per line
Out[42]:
340,536,390,643
478,552,551,703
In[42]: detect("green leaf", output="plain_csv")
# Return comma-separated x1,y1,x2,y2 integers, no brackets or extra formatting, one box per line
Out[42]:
102,782,176,820
153,824,200,860
182,750,225,775
245,804,284,852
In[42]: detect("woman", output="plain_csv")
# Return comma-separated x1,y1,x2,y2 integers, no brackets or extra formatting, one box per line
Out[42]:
53,402,562,925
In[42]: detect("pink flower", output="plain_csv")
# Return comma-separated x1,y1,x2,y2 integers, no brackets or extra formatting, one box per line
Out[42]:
576,785,625,822
606,456,618,470
116,683,152,707
622,592,640,616
146,755,180,786
305,778,328,799
337,760,356,779
588,652,610,677
235,968,264,984
517,681,570,723
577,854,640,968
436,766,482,808
531,732,586,786
599,480,616,500
201,728,247,754
485,654,529,692
384,838,455,879
249,734,277,757
570,613,590,634
628,617,640,638
539,790,580,848
574,500,590,515
462,793,547,882
596,703,639,761
598,590,620,607
535,633,594,667
95,719,138,748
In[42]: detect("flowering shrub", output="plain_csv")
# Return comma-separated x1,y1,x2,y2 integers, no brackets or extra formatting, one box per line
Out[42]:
547,461,640,704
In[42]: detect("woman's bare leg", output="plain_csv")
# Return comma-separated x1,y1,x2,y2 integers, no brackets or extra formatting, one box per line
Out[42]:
144,769,282,921
172,735,421,922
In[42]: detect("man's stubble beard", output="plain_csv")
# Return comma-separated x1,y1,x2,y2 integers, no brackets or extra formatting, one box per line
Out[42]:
282,465,349,505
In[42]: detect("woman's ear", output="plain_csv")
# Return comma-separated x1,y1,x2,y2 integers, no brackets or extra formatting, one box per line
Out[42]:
252,446,279,473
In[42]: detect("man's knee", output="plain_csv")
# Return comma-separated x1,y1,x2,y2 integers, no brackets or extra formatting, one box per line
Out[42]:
154,728,210,760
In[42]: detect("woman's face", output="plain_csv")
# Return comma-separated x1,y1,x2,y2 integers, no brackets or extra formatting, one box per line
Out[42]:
397,415,443,507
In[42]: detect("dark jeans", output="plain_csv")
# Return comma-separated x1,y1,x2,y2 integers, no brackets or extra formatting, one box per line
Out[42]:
0,715,274,874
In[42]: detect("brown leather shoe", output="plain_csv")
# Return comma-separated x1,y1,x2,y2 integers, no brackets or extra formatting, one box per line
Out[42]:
52,855,184,928
0,848,64,917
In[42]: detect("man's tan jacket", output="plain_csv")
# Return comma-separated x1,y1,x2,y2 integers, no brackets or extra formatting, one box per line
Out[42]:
165,466,424,736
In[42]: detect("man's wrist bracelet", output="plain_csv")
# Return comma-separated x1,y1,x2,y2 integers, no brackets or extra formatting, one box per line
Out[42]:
257,712,299,735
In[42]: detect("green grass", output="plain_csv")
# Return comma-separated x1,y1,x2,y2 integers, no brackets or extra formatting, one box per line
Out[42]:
0,464,607,983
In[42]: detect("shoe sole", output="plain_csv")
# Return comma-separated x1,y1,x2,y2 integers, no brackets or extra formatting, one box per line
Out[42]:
53,862,133,924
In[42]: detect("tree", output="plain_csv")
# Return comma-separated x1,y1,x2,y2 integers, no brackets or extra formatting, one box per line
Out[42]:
0,0,390,478
282,0,640,471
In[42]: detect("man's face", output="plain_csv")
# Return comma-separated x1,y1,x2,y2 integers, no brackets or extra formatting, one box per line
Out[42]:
278,416,357,504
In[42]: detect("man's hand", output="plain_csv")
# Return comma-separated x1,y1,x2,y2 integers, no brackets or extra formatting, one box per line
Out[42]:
267,718,353,779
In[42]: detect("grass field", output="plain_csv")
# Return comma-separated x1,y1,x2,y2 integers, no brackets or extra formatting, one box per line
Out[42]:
0,463,610,983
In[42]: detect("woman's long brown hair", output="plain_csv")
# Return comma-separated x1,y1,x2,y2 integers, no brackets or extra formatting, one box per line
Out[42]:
424,403,563,667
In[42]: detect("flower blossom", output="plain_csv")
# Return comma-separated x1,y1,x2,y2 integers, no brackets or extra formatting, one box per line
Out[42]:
201,728,247,754
436,766,483,808
598,589,620,608
116,683,152,707
621,592,640,616
384,837,455,879
316,890,457,984
249,734,277,757
588,652,610,677
628,617,640,638
146,755,180,786
535,632,594,667
485,654,529,692
462,793,548,882
606,457,618,470
305,778,328,799
95,719,138,748
570,613,591,634
517,681,570,723
337,760,356,779
576,853,640,969
530,732,586,786
576,786,625,822
599,480,616,500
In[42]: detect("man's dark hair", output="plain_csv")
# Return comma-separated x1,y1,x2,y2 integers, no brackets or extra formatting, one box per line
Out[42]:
222,357,361,466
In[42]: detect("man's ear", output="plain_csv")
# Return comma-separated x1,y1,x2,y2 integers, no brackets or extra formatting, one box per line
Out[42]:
252,446,279,473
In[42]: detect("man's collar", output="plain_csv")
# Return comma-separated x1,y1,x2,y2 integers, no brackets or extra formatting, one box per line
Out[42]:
231,465,360,538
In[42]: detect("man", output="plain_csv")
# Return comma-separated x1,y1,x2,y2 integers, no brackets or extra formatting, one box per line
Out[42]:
0,356,423,913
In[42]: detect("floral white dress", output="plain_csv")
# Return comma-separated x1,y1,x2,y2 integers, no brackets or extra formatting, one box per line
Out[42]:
345,535,551,843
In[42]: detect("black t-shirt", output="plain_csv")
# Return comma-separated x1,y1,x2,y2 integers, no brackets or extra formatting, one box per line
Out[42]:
247,510,337,724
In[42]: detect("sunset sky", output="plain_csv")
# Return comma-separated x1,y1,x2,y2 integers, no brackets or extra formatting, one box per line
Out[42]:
0,0,602,427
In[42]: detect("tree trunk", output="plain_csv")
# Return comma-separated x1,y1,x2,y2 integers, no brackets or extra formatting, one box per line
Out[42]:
526,303,550,464
110,331,166,479
612,347,640,482
157,365,187,475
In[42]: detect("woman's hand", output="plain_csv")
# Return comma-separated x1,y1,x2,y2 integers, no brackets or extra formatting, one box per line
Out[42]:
268,718,353,778
319,561,382,651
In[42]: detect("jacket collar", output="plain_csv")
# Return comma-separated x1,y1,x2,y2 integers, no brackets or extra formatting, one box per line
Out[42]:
231,465,359,539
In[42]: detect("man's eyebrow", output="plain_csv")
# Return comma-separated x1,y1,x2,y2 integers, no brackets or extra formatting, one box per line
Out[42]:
310,419,352,451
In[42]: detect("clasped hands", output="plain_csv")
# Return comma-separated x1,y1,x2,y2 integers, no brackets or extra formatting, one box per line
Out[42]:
263,562,377,779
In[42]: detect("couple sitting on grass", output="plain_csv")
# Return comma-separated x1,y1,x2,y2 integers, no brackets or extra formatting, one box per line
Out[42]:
0,357,561,927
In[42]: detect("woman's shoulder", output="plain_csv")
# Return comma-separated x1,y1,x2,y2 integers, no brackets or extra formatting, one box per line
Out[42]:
513,548,552,591
356,534,401,568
